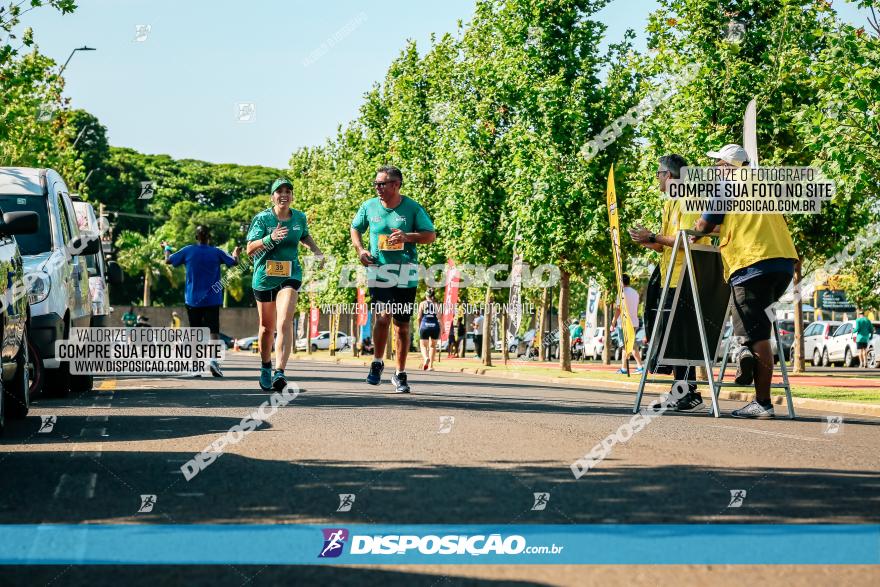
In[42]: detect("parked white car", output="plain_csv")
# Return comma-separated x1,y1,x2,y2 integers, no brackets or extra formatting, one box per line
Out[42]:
493,332,518,353
72,198,123,327
296,330,353,352
582,327,605,360
235,336,259,351
803,320,843,367
0,168,99,396
867,334,880,369
824,320,880,367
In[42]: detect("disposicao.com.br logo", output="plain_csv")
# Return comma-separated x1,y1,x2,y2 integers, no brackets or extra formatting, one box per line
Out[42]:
318,528,564,558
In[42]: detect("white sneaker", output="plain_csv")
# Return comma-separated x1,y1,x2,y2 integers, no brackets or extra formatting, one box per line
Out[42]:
209,360,223,377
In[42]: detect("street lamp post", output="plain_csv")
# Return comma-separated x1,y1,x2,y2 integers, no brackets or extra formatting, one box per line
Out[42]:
59,46,96,75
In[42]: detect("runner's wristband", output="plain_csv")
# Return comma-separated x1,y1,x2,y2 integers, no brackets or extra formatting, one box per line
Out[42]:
262,235,273,247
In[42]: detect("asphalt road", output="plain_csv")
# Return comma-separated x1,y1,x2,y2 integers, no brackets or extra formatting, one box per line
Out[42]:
1,353,878,585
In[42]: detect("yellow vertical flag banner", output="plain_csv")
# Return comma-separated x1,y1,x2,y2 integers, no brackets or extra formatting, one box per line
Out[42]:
607,165,635,355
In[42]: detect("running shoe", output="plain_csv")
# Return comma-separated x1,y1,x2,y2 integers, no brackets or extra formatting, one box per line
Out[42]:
366,360,384,385
635,366,644,373
648,394,677,413
671,391,705,413
735,347,755,385
209,360,223,378
422,359,429,371
259,366,272,390
731,400,775,419
391,372,410,394
272,369,287,391
616,368,628,374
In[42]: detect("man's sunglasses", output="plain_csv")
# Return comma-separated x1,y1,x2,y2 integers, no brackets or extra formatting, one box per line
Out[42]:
373,181,398,189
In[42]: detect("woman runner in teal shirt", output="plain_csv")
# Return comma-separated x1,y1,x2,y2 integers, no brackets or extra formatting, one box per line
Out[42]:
246,178,323,391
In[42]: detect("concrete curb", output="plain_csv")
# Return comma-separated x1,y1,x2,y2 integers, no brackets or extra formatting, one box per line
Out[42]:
267,352,880,418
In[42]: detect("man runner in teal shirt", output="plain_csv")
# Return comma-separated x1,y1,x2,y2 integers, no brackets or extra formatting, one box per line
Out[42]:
350,165,436,393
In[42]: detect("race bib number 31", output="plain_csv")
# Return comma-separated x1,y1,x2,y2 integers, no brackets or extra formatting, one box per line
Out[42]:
378,234,404,251
265,260,292,277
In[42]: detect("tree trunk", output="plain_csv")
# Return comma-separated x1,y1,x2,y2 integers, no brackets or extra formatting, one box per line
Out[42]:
329,313,337,357
501,310,509,365
143,270,151,306
538,288,549,361
351,314,358,357
559,271,571,372
482,286,493,366
602,300,611,365
792,257,806,373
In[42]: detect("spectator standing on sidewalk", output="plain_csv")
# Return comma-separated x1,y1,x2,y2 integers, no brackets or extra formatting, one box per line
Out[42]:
855,311,875,368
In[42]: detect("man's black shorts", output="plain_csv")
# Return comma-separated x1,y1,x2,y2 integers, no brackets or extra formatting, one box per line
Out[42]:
731,272,793,345
857,341,868,350
369,286,417,324
185,305,220,335
253,279,302,303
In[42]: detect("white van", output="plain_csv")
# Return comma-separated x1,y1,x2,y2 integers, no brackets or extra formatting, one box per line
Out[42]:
0,168,99,396
72,198,123,327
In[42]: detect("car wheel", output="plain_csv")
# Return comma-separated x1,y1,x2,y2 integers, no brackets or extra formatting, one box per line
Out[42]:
821,349,830,368
27,332,43,398
311,344,318,353
844,348,857,368
5,329,31,420
812,349,821,367
867,347,877,369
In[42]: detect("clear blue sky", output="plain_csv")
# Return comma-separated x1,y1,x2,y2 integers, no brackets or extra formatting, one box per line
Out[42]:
24,0,871,169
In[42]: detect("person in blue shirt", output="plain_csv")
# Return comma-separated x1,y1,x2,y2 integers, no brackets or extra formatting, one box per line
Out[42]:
165,225,240,377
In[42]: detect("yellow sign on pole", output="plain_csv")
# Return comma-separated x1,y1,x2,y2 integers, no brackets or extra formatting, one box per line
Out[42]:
607,165,635,355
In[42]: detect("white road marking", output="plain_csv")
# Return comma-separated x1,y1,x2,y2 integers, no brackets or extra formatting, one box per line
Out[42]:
53,473,97,499
85,473,97,499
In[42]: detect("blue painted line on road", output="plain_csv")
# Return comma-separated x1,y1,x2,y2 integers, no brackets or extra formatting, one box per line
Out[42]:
0,524,878,565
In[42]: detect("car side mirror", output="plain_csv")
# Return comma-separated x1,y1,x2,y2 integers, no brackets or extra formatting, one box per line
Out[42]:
68,234,101,256
107,261,124,285
0,211,39,236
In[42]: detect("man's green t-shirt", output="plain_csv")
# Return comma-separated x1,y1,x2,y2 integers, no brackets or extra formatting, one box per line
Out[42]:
351,196,435,288
247,208,309,291
569,324,583,339
855,316,874,344
122,312,136,327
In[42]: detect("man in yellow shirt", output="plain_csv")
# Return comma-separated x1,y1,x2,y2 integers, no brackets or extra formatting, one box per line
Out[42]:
629,154,704,412
694,144,799,419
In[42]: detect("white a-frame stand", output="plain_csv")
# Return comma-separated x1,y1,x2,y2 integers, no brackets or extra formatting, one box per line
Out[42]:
633,230,795,419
